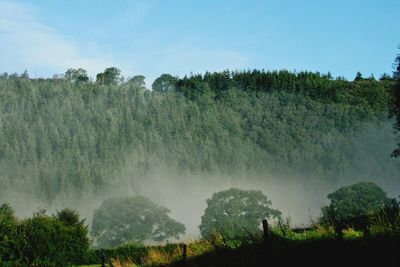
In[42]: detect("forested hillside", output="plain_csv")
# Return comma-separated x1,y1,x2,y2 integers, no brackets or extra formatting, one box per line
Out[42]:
0,70,398,218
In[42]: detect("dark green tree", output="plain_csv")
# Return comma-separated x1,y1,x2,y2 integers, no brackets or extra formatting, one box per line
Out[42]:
20,209,90,267
199,188,281,239
354,71,364,81
379,73,393,81
91,196,185,248
55,209,89,264
64,68,89,83
96,67,121,85
320,182,391,236
152,74,178,92
55,208,81,226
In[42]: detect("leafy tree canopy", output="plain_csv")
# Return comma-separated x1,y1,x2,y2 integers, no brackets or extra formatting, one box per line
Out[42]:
354,72,364,81
320,182,391,231
128,75,146,88
152,73,178,92
96,67,121,85
64,68,89,83
199,188,281,239
20,208,89,267
91,196,185,248
55,208,84,227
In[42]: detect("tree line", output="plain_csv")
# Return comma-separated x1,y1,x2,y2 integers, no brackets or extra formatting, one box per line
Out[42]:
0,66,398,204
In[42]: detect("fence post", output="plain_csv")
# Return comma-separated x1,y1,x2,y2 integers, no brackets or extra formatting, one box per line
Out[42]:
182,243,187,264
262,219,269,243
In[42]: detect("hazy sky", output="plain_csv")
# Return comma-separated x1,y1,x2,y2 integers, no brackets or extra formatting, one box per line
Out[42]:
0,0,399,83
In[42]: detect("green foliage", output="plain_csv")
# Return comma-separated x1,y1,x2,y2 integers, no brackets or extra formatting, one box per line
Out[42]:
91,196,185,248
0,67,397,265
128,75,146,89
199,188,281,239
271,224,336,241
85,223,400,267
55,209,90,263
320,182,391,234
19,209,90,267
65,68,89,83
152,73,178,92
0,205,90,266
55,208,82,226
172,69,391,109
0,70,397,205
0,203,18,262
96,67,121,85
354,71,364,81
369,197,400,237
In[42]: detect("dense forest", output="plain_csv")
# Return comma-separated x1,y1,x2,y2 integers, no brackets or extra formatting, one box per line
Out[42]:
0,69,399,225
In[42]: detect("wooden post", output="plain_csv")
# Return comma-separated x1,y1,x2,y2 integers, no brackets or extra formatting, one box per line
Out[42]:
182,243,187,263
262,219,269,242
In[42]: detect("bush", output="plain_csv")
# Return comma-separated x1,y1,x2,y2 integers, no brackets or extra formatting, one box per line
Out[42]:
19,209,89,267
0,203,18,262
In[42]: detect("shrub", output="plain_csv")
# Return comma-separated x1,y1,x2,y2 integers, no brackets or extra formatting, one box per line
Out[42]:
19,209,89,267
0,203,18,262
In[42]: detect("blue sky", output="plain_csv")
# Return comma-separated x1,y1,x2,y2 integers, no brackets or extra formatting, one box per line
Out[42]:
0,0,399,84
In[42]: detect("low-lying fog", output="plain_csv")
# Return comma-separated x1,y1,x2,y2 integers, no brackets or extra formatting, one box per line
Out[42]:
2,122,399,240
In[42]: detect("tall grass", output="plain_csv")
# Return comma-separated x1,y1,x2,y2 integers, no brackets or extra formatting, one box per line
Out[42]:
110,257,137,267
369,199,400,237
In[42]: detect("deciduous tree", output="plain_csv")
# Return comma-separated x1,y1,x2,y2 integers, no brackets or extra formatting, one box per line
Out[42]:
92,196,185,248
96,67,121,85
199,188,281,239
65,68,89,83
320,182,390,235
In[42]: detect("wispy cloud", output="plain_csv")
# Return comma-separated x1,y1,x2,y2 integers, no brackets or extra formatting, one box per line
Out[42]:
0,1,249,84
0,1,113,77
